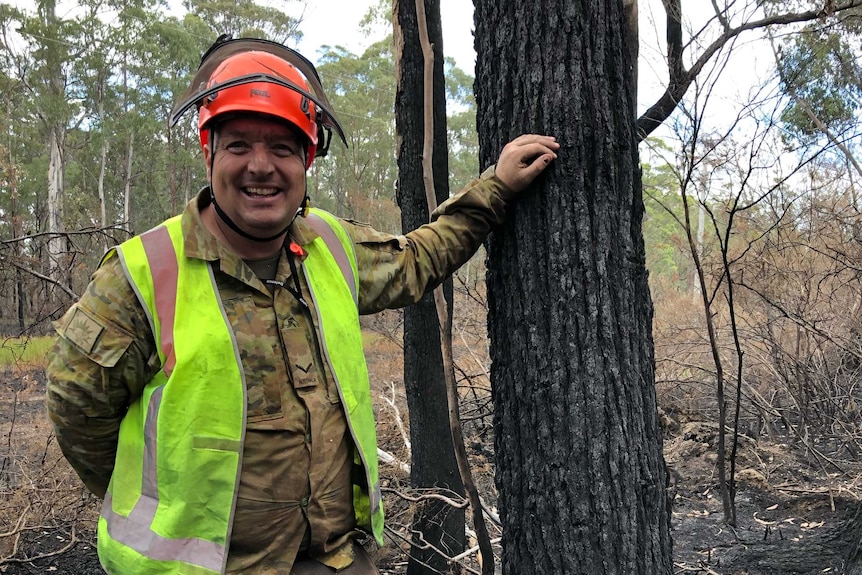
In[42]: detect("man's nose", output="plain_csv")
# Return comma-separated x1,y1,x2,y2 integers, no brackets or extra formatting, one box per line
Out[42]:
247,144,274,174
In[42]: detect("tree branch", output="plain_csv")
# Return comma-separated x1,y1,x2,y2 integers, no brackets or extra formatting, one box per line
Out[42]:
0,255,78,300
636,0,862,141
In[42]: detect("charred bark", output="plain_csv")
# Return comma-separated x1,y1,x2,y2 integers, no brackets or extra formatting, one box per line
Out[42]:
474,1,672,573
394,0,466,572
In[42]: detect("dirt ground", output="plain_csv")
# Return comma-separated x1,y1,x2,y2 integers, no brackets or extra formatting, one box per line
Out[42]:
3,368,861,575
665,420,862,575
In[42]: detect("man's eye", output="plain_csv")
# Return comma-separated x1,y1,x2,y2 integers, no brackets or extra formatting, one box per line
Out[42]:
225,141,249,152
272,144,297,157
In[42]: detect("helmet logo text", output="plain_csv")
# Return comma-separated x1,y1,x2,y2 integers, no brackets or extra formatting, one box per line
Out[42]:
250,88,270,98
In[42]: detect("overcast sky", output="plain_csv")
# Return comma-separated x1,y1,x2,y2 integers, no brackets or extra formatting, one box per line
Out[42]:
294,0,774,127
295,0,476,72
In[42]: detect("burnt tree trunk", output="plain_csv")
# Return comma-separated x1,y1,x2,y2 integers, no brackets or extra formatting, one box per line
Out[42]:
473,1,673,573
394,0,466,572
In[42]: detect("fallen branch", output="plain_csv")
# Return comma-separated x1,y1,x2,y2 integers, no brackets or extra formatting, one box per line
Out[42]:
382,486,469,509
384,525,481,575
0,524,78,565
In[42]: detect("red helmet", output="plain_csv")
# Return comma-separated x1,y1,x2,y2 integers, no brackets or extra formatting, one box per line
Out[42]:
170,37,347,170
198,51,319,168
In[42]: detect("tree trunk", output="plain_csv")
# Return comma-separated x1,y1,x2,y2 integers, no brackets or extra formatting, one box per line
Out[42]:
124,133,134,234
394,0,466,572
473,1,672,573
9,157,25,333
47,122,65,281
42,0,66,287
168,119,178,214
98,127,109,251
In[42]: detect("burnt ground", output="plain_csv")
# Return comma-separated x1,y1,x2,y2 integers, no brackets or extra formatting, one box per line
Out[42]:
665,421,862,575
3,369,862,574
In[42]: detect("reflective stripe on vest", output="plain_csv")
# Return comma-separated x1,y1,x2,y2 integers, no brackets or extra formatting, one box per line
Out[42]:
98,217,244,574
299,209,384,543
304,209,358,306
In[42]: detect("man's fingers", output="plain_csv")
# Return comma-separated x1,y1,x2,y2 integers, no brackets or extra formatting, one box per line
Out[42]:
496,134,560,192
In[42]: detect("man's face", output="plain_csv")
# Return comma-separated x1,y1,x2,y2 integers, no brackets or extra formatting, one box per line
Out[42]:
204,114,307,238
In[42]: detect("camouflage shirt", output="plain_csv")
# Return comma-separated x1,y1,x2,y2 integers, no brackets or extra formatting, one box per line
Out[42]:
46,168,512,573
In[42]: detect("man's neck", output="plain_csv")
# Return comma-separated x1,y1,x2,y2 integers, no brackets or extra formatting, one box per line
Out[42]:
201,204,286,260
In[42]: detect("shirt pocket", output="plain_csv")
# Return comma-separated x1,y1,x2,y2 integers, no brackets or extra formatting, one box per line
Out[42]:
222,294,286,422
53,305,136,417
55,306,132,368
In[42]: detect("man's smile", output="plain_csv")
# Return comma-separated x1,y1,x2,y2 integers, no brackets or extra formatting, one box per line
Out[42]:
243,186,281,197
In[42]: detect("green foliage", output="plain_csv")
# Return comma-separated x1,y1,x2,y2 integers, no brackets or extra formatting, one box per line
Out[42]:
309,38,477,232
0,1,478,330
445,57,479,182
776,26,862,141
642,154,693,295
310,40,399,229
182,0,301,43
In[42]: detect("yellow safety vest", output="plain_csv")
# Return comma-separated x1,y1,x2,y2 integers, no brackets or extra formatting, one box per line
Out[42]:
97,209,383,575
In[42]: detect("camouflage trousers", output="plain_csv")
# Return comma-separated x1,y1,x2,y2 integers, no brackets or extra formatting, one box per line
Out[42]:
290,543,378,575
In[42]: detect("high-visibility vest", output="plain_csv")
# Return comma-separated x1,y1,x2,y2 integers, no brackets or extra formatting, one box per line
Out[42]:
96,208,383,575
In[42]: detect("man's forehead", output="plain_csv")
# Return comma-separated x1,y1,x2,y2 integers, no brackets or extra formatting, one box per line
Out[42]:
216,113,303,140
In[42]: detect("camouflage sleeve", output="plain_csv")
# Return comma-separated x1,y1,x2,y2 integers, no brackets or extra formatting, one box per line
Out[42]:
347,167,511,314
46,255,159,498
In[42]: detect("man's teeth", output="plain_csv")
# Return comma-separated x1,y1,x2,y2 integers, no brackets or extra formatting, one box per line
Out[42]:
245,187,278,196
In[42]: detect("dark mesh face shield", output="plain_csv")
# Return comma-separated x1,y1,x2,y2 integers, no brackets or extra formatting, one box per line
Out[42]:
170,35,347,159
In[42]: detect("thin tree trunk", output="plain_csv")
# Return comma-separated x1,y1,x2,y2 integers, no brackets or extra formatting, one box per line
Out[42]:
8,154,25,333
693,199,705,301
47,124,65,280
123,133,134,233
394,1,466,572
43,0,66,288
168,119,178,214
98,132,109,251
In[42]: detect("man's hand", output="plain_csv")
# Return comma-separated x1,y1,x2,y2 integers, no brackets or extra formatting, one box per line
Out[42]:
494,134,560,193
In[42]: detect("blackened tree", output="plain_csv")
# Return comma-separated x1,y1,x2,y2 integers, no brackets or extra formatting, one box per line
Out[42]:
394,1,466,573
473,1,673,573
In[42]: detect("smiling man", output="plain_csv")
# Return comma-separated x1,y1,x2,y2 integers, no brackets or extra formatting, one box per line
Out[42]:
45,36,558,575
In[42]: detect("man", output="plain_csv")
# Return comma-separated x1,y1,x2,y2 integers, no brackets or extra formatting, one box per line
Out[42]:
46,37,558,575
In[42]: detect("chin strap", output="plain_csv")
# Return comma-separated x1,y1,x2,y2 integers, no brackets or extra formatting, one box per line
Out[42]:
209,186,293,243
207,133,311,243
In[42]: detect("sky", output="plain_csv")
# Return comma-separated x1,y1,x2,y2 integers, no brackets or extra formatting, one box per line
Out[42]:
293,0,776,130
294,0,476,72
12,0,777,136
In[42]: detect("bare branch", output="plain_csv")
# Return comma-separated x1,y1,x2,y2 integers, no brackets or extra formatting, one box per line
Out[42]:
0,255,78,300
637,0,862,141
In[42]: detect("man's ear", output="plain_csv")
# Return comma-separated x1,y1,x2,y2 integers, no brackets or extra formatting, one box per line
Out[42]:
203,137,213,181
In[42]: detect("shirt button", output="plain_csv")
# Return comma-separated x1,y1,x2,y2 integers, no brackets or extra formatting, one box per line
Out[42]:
301,497,309,508
305,433,312,444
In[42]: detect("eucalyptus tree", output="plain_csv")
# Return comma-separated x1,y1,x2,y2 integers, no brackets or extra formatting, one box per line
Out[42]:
444,61,478,189
152,14,214,217
102,1,213,233
0,66,30,332
312,41,400,230
394,1,468,573
0,0,88,320
474,1,672,573
182,0,302,44
57,0,207,279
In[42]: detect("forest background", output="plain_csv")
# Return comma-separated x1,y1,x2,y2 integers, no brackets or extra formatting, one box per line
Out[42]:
3,0,862,573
